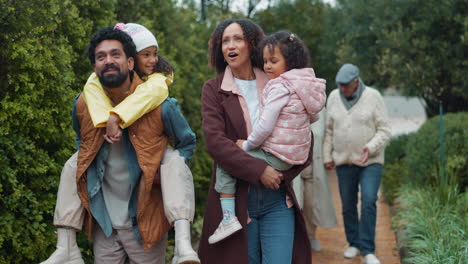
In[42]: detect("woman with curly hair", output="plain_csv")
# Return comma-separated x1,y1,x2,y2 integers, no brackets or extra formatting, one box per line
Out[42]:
198,20,324,264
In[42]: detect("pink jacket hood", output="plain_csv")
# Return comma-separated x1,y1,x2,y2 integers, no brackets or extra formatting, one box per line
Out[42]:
273,68,327,118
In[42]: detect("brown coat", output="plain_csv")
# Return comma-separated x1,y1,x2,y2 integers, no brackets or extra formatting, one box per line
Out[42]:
198,71,313,264
75,74,172,249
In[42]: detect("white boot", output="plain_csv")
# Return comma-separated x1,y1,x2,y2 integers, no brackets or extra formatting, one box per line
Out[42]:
171,220,200,264
40,228,84,264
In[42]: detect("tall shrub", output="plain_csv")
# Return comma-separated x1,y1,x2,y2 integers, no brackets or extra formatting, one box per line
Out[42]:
254,0,331,90
382,134,412,204
1,0,217,261
404,112,467,189
0,0,92,262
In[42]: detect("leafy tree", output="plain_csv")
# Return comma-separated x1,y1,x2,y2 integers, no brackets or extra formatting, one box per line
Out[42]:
70,0,120,88
0,0,91,262
254,0,335,88
201,0,233,19
332,0,390,88
0,0,215,261
315,2,345,92
376,0,467,116
332,0,467,115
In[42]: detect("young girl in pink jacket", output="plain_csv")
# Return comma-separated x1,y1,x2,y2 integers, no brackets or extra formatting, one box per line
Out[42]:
209,31,327,244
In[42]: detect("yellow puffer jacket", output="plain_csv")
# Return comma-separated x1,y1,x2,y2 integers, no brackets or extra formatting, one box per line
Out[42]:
82,72,173,128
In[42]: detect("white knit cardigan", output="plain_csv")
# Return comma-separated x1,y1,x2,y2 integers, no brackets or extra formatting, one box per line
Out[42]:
323,87,391,166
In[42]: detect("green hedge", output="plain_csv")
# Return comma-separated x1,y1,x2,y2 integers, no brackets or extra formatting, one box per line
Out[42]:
383,134,411,204
404,112,468,188
383,112,468,263
383,112,468,205
0,0,214,262
0,0,88,262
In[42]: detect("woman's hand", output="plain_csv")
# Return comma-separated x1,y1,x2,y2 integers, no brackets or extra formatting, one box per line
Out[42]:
236,139,245,149
260,166,283,189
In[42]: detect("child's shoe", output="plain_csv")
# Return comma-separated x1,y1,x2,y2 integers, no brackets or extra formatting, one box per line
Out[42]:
208,217,242,244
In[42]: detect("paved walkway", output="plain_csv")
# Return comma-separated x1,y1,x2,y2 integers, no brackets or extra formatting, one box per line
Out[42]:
311,170,401,264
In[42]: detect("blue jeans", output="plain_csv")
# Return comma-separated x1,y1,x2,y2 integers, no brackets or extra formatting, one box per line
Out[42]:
336,163,382,255
247,185,295,264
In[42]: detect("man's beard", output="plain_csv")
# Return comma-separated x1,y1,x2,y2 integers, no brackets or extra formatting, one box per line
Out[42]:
98,65,128,88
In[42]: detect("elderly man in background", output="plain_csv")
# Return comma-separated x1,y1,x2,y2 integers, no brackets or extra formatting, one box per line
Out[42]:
323,63,391,264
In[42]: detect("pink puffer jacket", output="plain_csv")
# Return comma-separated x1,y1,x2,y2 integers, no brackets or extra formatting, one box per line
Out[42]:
261,68,326,164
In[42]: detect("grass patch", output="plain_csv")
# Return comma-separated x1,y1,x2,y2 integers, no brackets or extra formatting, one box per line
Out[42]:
394,184,467,264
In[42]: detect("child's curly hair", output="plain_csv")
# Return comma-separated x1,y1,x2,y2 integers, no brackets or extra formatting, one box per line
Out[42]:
153,55,174,76
135,55,174,78
259,31,310,71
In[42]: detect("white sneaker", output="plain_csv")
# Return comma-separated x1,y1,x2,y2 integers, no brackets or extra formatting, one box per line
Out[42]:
343,246,360,258
362,254,381,264
310,240,321,251
208,217,242,244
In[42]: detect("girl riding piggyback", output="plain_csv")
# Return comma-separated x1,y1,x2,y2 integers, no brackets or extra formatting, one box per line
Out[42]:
209,31,327,244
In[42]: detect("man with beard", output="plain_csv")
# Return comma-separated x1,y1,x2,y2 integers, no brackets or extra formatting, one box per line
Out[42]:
71,26,192,263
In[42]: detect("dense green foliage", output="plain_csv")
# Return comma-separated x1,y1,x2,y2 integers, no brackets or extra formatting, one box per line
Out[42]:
377,0,467,116
405,112,468,188
333,0,467,116
400,113,466,189
381,134,411,204
394,185,467,264
0,0,214,262
257,0,467,114
0,0,87,262
384,112,468,204
383,134,412,165
1,0,466,262
254,0,335,91
383,112,467,263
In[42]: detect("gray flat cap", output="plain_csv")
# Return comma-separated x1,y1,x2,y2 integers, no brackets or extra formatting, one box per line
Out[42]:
336,63,360,84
